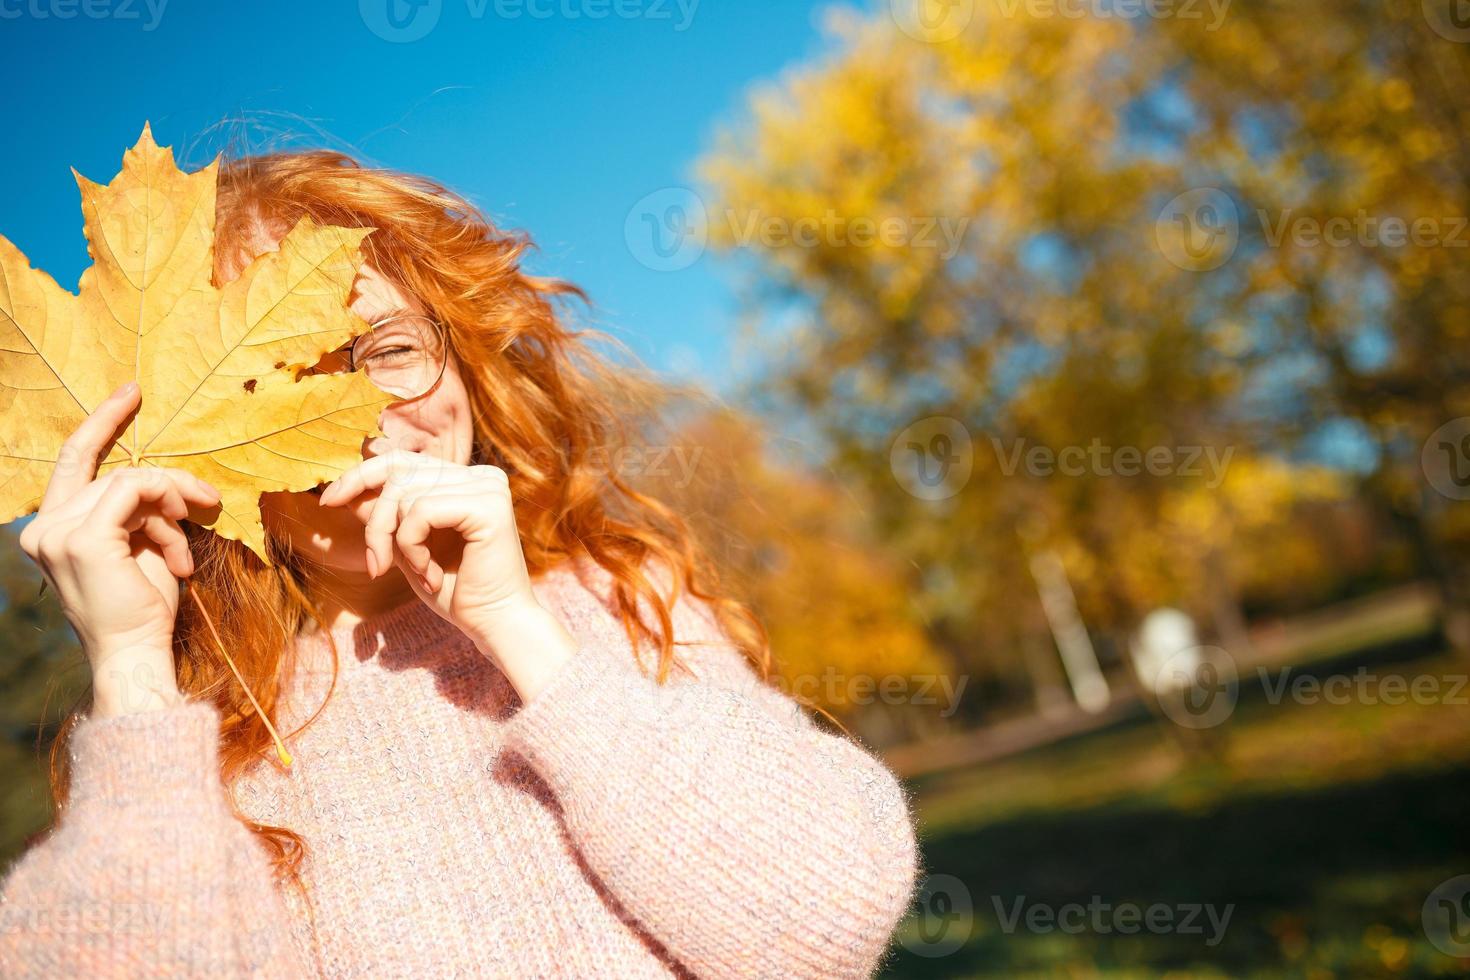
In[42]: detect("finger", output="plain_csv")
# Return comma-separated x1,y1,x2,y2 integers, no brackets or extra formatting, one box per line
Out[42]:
319,450,442,507
157,467,223,514
88,472,193,542
394,495,478,589
36,465,220,529
363,478,410,578
115,467,221,521
124,511,194,579
393,494,435,580
123,467,221,518
317,451,410,506
41,382,140,512
40,468,186,531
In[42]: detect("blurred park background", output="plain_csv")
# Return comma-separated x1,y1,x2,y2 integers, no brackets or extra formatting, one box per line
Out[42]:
5,0,1470,976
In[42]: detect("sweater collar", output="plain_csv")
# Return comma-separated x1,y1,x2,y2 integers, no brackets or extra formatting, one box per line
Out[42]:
283,561,584,686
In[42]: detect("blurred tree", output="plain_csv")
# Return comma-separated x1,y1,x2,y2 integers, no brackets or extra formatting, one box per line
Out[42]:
1153,0,1470,645
644,407,956,743
0,525,87,862
697,2,1421,697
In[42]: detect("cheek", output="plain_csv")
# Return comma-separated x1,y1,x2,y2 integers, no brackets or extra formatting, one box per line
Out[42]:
382,377,473,462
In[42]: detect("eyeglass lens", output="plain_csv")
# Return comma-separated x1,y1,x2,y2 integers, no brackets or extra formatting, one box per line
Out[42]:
349,316,446,399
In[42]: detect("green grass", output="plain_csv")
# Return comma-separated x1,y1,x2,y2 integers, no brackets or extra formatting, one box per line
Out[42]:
884,649,1470,978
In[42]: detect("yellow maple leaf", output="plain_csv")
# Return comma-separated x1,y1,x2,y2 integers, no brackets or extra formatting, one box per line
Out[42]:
0,124,396,563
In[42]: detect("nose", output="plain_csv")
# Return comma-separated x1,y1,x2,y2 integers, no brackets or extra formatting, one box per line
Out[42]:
367,398,411,455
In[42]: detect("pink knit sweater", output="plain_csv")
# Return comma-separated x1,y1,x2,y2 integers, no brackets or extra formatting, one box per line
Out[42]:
0,559,920,977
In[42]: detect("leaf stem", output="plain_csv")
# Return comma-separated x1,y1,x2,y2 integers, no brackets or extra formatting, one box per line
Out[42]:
184,579,293,768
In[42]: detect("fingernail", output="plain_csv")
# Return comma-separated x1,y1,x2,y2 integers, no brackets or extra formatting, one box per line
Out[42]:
117,381,139,397
365,549,379,577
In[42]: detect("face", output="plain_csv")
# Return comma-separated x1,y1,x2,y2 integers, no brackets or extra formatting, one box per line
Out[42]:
260,263,475,573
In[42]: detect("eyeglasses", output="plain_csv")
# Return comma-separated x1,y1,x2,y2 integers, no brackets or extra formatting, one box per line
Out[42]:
314,313,449,400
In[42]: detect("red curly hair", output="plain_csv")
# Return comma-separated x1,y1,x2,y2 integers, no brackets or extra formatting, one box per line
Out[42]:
45,144,775,906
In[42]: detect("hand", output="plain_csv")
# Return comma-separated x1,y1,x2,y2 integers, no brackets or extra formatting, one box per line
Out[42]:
318,448,575,685
17,383,222,718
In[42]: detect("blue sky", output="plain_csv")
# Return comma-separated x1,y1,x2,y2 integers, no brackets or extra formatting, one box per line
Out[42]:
0,0,844,388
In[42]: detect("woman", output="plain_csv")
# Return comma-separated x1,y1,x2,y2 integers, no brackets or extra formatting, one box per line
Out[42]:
0,148,920,977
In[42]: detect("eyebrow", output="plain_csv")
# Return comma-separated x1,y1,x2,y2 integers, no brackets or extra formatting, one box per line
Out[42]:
326,309,414,357
367,306,415,323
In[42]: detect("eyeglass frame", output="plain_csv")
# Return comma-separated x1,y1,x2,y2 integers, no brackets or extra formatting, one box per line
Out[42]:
343,312,450,401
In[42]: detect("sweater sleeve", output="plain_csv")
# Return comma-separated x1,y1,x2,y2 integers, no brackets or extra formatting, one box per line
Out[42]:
0,698,312,979
501,578,922,979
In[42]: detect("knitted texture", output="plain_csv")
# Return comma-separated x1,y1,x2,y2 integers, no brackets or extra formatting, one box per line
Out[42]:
0,558,921,977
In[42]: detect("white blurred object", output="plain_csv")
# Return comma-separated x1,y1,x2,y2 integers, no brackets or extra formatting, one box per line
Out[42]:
1132,608,1201,695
